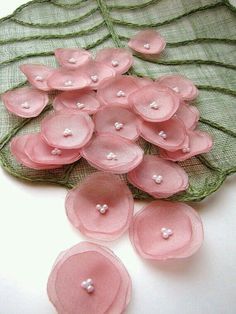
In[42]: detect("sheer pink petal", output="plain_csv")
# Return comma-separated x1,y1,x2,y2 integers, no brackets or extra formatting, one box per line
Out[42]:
127,155,188,198
41,112,94,149
1,87,49,118
133,76,153,88
94,106,141,141
129,85,181,122
47,242,131,314
96,48,133,74
47,68,90,91
20,64,55,91
81,134,144,174
10,135,61,169
128,29,166,55
24,133,81,165
53,90,101,114
156,75,199,101
54,48,92,69
65,172,134,240
176,103,200,130
140,117,187,151
159,130,213,161
97,75,139,107
130,201,203,260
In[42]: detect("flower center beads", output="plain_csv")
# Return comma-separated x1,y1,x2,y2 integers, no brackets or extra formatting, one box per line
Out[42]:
161,227,173,239
182,147,190,153
51,148,62,156
21,102,30,109
91,75,98,83
81,278,95,293
111,60,119,67
152,174,163,184
64,80,73,87
158,130,167,139
68,57,76,64
96,204,108,214
114,122,124,131
35,75,43,81
76,102,85,109
106,152,117,160
144,43,150,50
63,128,73,137
149,101,159,110
172,86,179,93
116,90,126,97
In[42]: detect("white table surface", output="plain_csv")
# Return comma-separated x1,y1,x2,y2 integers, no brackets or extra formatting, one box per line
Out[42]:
1,1,236,313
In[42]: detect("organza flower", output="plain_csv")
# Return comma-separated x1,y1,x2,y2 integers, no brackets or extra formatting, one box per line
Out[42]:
47,242,131,314
156,75,199,101
127,155,188,198
93,106,141,141
41,112,94,149
176,103,200,130
96,47,133,74
54,48,92,69
140,116,188,151
65,172,134,240
81,134,143,174
1,86,49,118
129,85,181,122
128,29,166,55
129,201,204,260
53,90,101,114
20,64,55,91
159,130,213,161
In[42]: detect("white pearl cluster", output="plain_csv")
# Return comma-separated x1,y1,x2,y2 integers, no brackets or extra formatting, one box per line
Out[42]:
172,86,179,93
106,152,117,160
51,148,62,156
144,43,150,50
116,90,126,97
152,174,163,184
149,101,159,110
64,80,73,87
111,59,119,67
161,227,173,239
158,130,167,139
114,121,124,130
96,203,108,214
21,102,30,109
68,57,77,64
35,75,43,81
63,128,73,137
81,278,95,294
76,102,85,109
182,147,191,153
91,75,98,83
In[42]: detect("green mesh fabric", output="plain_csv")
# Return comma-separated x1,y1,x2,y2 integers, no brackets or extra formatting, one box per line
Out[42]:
0,0,236,201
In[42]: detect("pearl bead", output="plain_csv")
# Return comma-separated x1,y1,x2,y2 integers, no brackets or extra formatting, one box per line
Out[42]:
68,57,76,64
158,130,167,139
172,86,179,93
86,278,93,285
144,43,150,50
81,281,88,288
114,122,124,130
149,101,159,110
91,75,98,82
116,90,126,97
51,148,62,156
21,102,30,109
182,147,190,153
96,204,102,210
87,285,95,293
64,80,73,87
111,60,119,67
35,75,43,81
63,128,73,137
103,204,108,210
76,102,85,109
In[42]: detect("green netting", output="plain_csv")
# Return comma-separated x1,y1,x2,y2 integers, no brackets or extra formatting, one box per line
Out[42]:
0,0,235,201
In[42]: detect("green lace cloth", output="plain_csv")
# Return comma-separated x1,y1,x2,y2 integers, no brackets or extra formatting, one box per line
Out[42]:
0,0,236,201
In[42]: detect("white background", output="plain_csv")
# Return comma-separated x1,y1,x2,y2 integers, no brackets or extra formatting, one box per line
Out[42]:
1,1,236,313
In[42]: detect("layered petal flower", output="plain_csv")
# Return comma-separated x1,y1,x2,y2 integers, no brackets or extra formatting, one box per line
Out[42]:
159,130,213,161
65,172,134,240
1,87,49,118
94,106,141,141
129,201,204,260
96,48,133,74
41,112,94,149
127,155,188,198
129,85,181,122
176,103,200,130
20,64,55,91
81,134,144,174
54,48,92,69
47,242,131,314
53,90,100,114
128,29,166,55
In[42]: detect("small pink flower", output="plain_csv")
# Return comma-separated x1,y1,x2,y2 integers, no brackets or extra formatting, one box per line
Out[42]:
47,242,131,314
65,172,134,240
41,112,94,149
140,116,188,151
1,86,49,118
54,48,92,69
128,29,166,55
129,85,181,122
19,64,55,91
133,76,153,88
129,201,204,260
94,106,141,141
159,130,213,161
156,75,199,101
53,90,101,114
96,47,133,74
127,155,188,198
81,134,144,174
176,103,200,130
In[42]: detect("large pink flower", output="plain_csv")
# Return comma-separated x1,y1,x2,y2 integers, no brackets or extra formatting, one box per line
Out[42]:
129,201,204,260
81,134,144,174
47,242,131,314
127,155,188,198
65,172,134,240
54,48,92,69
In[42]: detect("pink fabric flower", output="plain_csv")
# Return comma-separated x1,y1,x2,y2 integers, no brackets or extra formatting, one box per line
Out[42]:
129,201,204,260
53,90,101,114
81,134,144,174
129,85,181,122
47,242,131,314
10,135,61,170
156,75,199,101
65,172,134,240
159,130,213,161
94,106,141,141
133,76,153,88
97,75,139,107
176,103,200,130
54,48,92,69
127,155,188,198
1,86,49,118
41,112,94,149
140,116,188,151
96,48,133,74
128,30,166,55
19,64,55,91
